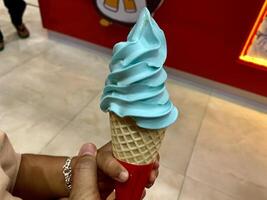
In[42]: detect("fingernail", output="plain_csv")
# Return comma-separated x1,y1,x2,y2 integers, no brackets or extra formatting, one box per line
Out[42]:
79,143,97,156
82,150,96,156
118,171,129,182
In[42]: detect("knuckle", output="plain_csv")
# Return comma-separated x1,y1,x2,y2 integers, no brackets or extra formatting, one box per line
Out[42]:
75,155,95,169
106,158,117,170
106,159,121,176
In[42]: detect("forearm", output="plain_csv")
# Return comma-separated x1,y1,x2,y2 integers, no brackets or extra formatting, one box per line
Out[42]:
13,154,78,200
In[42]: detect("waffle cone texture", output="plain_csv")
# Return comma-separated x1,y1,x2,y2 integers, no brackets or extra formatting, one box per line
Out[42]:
110,112,165,165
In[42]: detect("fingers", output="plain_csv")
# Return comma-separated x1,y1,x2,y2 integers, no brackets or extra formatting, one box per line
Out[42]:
97,142,129,183
146,154,160,188
70,143,101,200
98,142,160,190
146,168,159,188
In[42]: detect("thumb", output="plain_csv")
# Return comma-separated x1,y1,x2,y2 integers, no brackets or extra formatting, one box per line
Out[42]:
97,142,129,183
70,143,100,200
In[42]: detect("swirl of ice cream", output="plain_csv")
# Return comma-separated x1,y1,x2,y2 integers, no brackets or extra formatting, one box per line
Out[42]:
100,8,178,129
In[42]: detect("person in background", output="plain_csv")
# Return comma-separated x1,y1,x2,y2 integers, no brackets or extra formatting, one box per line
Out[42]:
0,131,159,200
0,0,30,51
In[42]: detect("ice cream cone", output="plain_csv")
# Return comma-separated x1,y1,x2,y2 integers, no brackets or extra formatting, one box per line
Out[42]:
109,112,165,200
110,112,165,164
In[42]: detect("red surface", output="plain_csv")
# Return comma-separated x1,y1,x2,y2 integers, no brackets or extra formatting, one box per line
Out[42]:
115,160,153,200
38,0,267,97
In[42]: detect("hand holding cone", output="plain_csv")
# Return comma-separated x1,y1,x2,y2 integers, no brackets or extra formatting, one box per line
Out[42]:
100,8,178,200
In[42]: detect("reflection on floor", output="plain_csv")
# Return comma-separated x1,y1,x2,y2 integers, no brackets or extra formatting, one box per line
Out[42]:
1,2,267,200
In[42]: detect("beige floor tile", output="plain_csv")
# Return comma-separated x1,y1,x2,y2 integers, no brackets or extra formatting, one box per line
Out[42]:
0,54,103,121
187,94,267,200
0,39,34,77
145,166,184,200
0,5,51,77
179,177,236,200
159,79,211,174
41,93,110,156
0,1,9,18
40,121,109,157
43,39,110,82
0,93,67,153
26,0,39,6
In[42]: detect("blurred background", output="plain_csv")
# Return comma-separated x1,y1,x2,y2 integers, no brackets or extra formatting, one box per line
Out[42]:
0,0,267,199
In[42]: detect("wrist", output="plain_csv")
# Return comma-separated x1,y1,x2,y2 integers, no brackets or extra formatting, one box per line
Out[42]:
14,154,79,200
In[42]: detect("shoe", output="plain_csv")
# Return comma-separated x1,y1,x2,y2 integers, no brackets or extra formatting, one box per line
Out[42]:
0,42,4,51
0,40,4,51
15,23,30,39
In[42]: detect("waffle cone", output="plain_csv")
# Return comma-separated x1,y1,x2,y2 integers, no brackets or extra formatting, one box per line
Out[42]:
109,112,165,165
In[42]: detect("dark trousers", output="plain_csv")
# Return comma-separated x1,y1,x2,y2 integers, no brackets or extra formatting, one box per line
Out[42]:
0,0,26,41
4,0,26,26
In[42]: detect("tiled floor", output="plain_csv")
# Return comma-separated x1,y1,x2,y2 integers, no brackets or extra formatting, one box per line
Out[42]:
25,0,38,6
1,3,267,200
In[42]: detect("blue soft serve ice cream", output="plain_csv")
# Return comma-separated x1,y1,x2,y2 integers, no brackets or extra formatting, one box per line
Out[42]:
100,8,178,129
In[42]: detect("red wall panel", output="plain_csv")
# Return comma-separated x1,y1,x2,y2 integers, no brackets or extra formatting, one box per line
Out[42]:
38,0,267,97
